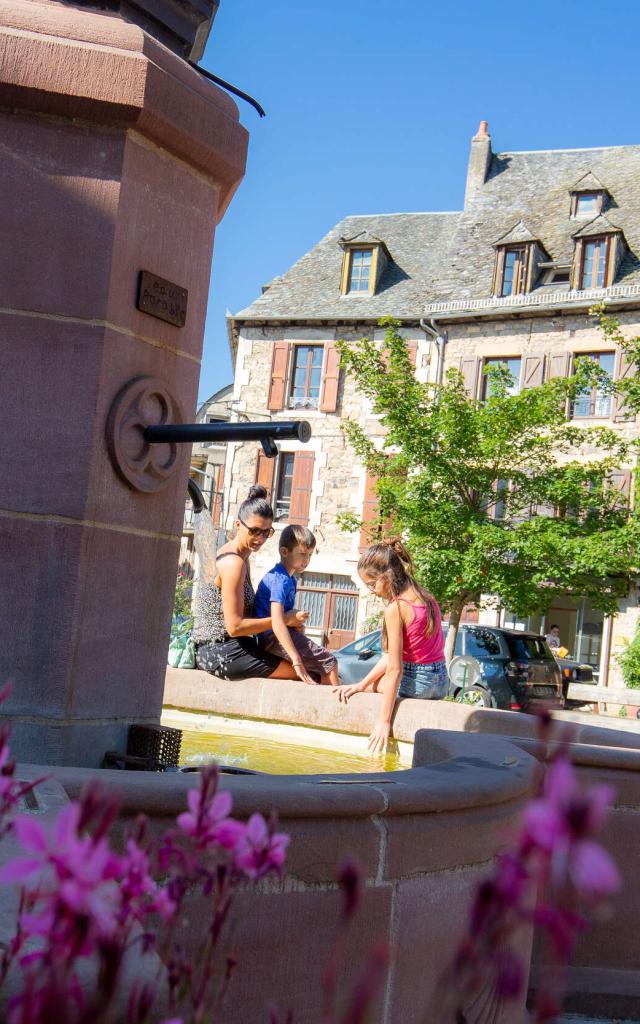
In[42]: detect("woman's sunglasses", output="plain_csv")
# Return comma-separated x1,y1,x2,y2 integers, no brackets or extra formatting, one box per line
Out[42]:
239,517,275,539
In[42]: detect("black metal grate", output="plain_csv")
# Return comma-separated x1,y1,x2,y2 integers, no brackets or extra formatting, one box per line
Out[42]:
126,724,182,771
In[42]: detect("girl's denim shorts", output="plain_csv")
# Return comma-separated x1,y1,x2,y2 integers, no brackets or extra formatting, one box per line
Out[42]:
398,659,449,700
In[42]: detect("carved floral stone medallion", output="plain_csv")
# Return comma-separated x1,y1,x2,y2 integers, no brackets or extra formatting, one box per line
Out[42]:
106,376,184,493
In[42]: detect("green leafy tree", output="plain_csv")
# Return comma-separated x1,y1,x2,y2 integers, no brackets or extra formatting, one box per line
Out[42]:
337,318,639,662
616,623,640,689
173,571,194,633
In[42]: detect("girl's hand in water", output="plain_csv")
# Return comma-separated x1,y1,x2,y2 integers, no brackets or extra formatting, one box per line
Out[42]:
293,661,316,686
285,609,309,631
367,718,391,756
333,683,365,704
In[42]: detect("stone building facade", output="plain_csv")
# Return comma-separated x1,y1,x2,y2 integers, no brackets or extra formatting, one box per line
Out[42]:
222,123,640,684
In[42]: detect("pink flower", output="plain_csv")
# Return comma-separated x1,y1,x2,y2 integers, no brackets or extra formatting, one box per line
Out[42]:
233,814,290,881
571,839,621,897
0,803,122,945
177,787,245,850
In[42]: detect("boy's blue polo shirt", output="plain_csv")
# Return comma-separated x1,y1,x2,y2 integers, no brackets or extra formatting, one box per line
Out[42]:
254,562,297,619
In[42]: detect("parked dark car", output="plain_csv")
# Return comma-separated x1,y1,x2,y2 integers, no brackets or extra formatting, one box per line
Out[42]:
335,625,564,711
554,655,595,699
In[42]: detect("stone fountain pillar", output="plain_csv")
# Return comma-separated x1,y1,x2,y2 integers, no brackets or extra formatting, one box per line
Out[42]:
0,0,248,766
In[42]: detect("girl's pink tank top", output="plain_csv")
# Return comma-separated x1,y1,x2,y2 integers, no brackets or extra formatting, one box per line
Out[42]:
397,597,445,664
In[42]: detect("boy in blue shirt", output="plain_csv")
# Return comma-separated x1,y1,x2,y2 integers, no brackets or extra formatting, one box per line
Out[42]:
254,525,339,685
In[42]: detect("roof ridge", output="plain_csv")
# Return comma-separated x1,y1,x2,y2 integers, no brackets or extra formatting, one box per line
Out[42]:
496,143,640,156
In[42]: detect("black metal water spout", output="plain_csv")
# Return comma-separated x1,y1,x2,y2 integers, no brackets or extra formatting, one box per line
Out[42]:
187,477,207,513
144,419,312,459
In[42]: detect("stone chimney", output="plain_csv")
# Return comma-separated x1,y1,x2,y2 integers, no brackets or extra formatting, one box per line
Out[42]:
464,120,492,209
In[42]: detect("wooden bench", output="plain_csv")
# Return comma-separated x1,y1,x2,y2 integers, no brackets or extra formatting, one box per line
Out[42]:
567,682,640,712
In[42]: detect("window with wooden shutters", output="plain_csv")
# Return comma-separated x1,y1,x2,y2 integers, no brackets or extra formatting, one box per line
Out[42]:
254,451,276,498
267,342,290,411
319,343,341,412
288,345,324,409
482,357,521,399
273,453,295,520
288,451,315,526
571,352,615,419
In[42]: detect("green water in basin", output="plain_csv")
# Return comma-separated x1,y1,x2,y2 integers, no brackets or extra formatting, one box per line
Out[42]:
162,709,410,775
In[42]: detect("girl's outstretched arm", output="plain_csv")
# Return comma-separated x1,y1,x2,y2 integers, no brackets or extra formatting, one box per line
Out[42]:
367,603,403,754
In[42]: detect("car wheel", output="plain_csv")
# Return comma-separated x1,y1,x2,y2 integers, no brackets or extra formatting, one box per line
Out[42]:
454,686,493,708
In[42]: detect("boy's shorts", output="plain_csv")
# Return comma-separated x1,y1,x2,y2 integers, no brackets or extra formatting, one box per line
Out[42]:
264,630,337,678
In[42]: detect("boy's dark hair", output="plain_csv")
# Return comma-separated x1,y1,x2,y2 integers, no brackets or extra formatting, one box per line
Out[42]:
280,525,316,551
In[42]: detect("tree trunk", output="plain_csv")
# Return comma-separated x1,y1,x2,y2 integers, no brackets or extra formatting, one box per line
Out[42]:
444,598,465,666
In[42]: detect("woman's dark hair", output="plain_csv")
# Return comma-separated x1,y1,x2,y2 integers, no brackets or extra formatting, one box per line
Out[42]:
358,538,437,650
238,484,273,522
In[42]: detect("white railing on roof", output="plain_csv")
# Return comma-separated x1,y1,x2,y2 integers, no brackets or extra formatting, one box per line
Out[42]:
423,284,640,317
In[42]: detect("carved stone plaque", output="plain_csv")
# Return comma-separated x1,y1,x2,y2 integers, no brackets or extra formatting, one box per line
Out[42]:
106,376,184,493
137,271,188,328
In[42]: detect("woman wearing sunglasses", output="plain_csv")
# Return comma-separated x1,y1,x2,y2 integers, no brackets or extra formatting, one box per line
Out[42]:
193,485,307,680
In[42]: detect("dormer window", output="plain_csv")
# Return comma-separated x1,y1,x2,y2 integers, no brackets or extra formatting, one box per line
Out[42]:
339,233,391,296
492,222,549,298
347,248,373,292
574,193,601,218
580,236,610,289
571,215,626,290
501,247,529,296
569,172,610,219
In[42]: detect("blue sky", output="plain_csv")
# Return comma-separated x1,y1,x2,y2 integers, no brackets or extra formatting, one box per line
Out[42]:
197,0,640,403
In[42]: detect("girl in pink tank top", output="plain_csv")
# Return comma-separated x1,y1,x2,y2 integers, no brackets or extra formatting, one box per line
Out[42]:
334,538,447,754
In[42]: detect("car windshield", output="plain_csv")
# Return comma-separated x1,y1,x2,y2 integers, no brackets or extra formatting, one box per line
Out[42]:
340,631,382,656
504,634,552,660
464,628,501,658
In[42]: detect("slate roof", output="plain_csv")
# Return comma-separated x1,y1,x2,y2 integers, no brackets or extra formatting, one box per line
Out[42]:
232,141,640,323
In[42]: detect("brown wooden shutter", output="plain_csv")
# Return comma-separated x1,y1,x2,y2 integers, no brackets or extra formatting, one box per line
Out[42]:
255,451,276,498
319,343,340,412
492,249,505,295
211,464,225,526
522,354,544,388
612,348,635,422
460,357,480,397
571,241,583,290
359,472,380,552
609,470,632,504
267,342,290,411
546,353,570,379
288,452,315,526
406,340,418,369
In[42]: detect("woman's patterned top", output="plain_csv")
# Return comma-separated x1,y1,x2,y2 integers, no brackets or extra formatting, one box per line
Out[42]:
192,554,256,644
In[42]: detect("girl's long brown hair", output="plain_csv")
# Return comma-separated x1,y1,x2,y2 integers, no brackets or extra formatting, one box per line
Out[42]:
358,538,437,650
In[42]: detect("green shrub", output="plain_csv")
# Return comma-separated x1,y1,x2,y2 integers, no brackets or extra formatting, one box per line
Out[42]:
173,571,194,633
616,624,640,689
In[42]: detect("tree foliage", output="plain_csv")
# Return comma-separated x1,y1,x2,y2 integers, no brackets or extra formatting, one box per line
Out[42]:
337,317,639,656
